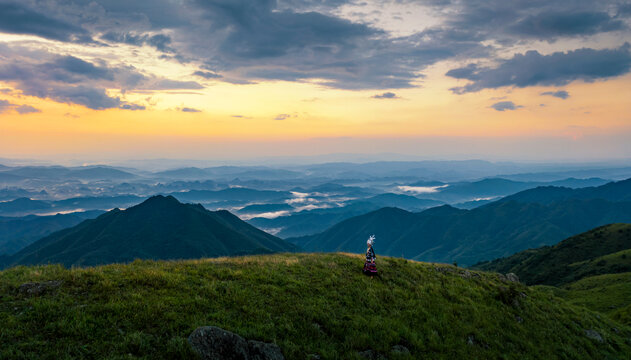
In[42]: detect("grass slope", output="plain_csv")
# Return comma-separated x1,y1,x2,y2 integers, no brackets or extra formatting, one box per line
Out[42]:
1,253,630,359
473,223,631,285
541,272,631,325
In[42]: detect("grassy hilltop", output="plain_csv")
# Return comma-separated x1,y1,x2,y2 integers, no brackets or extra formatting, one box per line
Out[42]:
1,253,630,359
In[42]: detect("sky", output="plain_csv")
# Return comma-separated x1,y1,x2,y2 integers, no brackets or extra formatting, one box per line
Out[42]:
0,0,630,163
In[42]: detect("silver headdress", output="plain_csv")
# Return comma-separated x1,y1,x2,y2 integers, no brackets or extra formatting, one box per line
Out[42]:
367,235,375,246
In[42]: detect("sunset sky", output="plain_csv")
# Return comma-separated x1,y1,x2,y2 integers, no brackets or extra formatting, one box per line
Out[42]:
0,0,630,163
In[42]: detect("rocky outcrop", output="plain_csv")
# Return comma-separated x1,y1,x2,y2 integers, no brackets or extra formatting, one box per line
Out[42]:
188,326,284,360
18,281,62,296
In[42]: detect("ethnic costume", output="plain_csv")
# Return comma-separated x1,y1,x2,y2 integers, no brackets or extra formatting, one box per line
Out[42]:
363,235,378,276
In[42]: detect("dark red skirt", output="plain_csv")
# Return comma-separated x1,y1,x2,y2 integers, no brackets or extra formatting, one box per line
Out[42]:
363,261,378,275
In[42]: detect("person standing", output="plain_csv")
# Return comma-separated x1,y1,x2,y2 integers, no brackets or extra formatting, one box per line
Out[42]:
363,235,378,277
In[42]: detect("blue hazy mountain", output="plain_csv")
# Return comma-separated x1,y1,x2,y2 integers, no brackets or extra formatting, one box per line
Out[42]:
290,179,631,266
6,196,297,268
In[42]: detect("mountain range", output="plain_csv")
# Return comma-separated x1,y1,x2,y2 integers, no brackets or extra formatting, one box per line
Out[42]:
4,196,297,268
290,178,631,266
0,211,103,255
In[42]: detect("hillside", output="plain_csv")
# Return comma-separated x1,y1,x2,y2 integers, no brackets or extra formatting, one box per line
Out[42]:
0,211,103,255
291,196,631,266
1,253,629,359
543,272,631,326
472,224,631,286
5,196,297,268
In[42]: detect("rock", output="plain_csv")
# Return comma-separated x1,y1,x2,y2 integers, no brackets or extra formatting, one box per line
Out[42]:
188,326,284,360
584,329,604,343
18,281,62,296
306,354,321,360
435,266,455,274
358,349,386,359
467,335,475,346
248,341,284,360
459,270,471,279
391,344,410,355
505,273,520,283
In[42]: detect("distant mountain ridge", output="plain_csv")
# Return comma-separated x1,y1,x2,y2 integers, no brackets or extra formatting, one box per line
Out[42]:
290,178,631,266
5,195,297,268
0,211,103,255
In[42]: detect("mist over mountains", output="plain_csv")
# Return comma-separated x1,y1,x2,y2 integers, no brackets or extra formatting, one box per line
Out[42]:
0,159,630,266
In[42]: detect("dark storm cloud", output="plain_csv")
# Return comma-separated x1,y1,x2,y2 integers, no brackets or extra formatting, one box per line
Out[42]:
491,101,523,111
541,90,570,99
181,107,201,112
0,2,90,42
447,44,631,93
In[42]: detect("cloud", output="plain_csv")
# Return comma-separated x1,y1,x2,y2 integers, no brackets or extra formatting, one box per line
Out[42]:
274,114,291,120
181,107,201,113
0,0,630,95
0,2,90,42
490,101,523,111
0,99,13,113
145,79,204,90
119,103,146,111
0,45,198,109
101,32,175,53
541,90,570,99
443,0,627,43
193,71,222,79
508,11,625,39
15,105,41,114
0,99,41,114
181,0,487,89
372,92,399,99
448,44,631,93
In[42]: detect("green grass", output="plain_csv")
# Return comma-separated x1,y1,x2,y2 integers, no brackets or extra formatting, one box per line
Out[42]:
566,248,631,281
543,272,631,326
1,253,630,359
472,223,631,286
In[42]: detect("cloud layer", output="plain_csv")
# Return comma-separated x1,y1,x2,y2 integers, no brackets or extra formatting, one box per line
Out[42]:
0,0,629,109
447,44,631,94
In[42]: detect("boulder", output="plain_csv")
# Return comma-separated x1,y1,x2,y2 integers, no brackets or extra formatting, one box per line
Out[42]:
584,329,604,343
505,273,520,283
391,344,410,355
248,340,284,360
18,281,62,296
358,349,386,359
188,326,284,360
